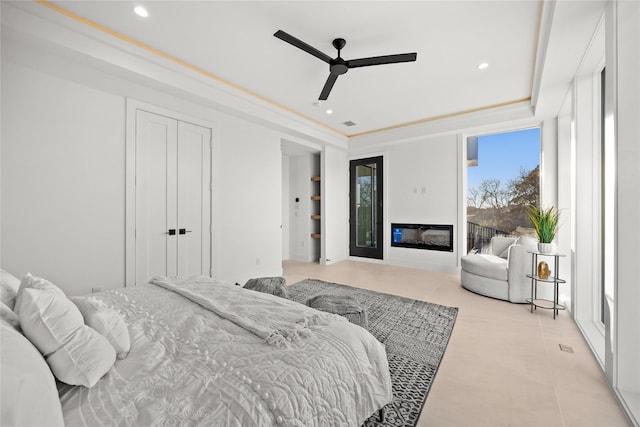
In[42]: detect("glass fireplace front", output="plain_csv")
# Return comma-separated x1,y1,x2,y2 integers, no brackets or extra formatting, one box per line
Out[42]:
391,223,453,252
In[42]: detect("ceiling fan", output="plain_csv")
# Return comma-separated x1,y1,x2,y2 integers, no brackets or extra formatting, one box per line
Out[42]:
274,30,417,101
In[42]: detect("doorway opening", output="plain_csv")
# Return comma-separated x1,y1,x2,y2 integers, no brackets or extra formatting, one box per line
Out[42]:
281,141,322,263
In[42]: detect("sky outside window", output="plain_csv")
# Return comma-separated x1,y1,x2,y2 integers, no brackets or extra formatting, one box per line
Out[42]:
468,127,540,190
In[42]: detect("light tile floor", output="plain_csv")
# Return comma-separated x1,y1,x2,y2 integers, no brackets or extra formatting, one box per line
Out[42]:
282,260,630,427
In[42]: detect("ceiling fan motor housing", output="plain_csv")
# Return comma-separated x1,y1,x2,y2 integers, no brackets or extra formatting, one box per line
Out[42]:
331,38,348,74
330,58,349,75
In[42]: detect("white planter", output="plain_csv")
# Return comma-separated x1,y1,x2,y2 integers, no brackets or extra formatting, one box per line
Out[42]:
538,242,556,254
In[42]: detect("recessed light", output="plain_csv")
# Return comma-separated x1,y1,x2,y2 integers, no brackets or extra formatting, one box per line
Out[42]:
478,62,489,70
325,109,333,115
134,6,149,18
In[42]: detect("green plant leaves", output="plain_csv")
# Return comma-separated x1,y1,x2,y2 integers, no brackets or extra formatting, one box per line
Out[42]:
527,206,560,243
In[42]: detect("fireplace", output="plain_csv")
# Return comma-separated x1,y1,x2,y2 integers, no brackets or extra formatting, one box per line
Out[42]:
391,223,454,252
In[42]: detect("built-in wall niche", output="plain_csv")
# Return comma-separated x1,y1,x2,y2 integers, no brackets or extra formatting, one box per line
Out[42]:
310,154,321,261
391,223,453,252
310,175,321,239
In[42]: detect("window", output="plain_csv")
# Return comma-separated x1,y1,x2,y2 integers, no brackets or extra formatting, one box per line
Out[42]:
466,128,541,253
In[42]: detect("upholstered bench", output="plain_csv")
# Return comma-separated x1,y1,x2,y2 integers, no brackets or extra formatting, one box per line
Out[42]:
243,276,289,299
306,294,368,329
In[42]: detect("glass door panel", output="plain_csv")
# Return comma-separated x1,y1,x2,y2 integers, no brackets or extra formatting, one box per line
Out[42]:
356,165,376,248
350,156,383,259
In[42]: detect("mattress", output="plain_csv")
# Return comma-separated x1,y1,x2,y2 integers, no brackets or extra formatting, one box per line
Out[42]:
58,279,392,426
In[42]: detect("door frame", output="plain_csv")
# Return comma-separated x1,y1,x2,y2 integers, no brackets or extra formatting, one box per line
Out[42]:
125,98,216,286
349,156,384,259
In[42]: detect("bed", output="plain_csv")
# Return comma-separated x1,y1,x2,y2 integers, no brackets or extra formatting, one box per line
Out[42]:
1,272,392,426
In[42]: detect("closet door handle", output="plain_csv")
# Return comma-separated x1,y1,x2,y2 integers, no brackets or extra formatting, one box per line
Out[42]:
166,229,176,235
179,229,192,235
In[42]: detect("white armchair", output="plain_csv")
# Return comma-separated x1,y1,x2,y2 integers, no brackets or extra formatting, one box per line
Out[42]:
460,235,537,303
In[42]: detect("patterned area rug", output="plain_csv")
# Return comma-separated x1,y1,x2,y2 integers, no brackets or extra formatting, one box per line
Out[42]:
287,279,458,427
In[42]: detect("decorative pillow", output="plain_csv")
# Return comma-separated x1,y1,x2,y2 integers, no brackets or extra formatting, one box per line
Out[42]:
18,288,116,387
71,296,131,359
515,235,538,248
1,269,21,310
0,300,20,329
244,276,289,299
13,273,66,315
0,318,65,427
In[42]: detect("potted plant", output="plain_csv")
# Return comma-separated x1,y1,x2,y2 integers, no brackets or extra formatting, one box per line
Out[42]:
528,205,560,253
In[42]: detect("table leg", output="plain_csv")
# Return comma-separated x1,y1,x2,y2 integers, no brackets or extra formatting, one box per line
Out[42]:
553,255,559,319
530,253,536,313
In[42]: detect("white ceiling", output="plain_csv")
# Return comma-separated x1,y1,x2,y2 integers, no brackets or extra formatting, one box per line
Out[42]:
42,0,541,137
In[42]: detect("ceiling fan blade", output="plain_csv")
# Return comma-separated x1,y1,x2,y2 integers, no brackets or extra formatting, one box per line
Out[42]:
274,30,333,64
347,52,417,68
319,73,339,100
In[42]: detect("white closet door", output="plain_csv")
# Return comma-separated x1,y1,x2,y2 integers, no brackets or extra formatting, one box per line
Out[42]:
177,121,211,277
135,110,179,285
134,110,212,285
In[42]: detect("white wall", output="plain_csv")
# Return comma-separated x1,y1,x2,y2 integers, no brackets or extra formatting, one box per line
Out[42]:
573,66,603,348
539,119,558,209
281,155,290,260
606,1,640,421
321,145,348,264
1,53,126,295
214,116,283,285
1,30,294,294
555,14,606,363
287,154,313,262
384,135,460,270
556,92,574,313
552,3,640,423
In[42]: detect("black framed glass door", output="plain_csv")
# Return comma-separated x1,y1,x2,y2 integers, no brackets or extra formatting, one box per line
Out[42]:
350,156,383,259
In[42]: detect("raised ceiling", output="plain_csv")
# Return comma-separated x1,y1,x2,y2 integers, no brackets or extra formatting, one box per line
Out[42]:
33,1,542,137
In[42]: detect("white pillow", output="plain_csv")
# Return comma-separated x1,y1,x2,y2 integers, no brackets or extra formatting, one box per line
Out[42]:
71,296,131,359
14,273,66,315
1,269,21,310
0,318,65,427
18,288,116,387
0,301,20,329
515,235,538,248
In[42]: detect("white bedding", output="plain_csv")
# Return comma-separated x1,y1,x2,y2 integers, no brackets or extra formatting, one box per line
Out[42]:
58,280,392,426
150,276,345,347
